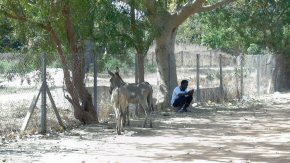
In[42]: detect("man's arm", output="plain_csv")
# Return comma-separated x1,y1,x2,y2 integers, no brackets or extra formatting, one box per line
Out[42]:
187,89,194,96
178,89,194,97
178,92,187,97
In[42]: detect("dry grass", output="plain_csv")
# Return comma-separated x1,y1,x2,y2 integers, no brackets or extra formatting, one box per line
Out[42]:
0,65,270,142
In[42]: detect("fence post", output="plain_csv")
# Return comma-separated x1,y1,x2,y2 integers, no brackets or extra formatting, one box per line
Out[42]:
151,52,154,66
21,83,43,132
41,53,47,134
181,51,184,66
240,54,244,98
257,55,261,95
219,54,224,101
210,50,212,67
196,54,201,102
94,52,98,113
135,53,139,116
168,52,171,107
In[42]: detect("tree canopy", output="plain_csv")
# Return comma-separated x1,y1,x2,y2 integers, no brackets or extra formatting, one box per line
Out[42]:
180,0,290,55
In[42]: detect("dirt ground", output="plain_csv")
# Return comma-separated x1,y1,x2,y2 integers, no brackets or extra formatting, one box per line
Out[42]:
1,92,290,163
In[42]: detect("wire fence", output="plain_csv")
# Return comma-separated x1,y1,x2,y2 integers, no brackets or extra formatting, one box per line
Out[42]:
0,44,275,135
146,44,274,103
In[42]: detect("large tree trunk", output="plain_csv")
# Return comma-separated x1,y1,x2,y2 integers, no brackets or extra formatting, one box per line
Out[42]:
71,82,98,124
64,6,98,124
143,0,236,109
47,4,99,124
50,27,98,124
273,54,290,92
155,24,178,108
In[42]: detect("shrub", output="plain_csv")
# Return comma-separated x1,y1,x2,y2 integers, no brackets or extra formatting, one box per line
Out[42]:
0,60,13,74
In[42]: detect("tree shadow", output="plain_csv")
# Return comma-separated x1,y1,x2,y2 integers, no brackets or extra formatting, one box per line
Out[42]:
1,100,290,163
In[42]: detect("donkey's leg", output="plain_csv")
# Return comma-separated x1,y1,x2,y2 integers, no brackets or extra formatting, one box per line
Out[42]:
147,87,154,128
149,111,153,128
115,111,121,135
120,98,128,132
120,111,124,132
140,101,149,128
145,107,153,128
126,106,130,126
123,109,126,126
115,105,123,135
148,99,154,128
123,106,128,126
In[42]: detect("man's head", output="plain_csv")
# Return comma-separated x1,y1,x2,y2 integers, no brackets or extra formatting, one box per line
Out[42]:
180,80,188,91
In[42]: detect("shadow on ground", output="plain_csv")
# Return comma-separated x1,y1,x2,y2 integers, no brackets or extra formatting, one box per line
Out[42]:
1,100,290,163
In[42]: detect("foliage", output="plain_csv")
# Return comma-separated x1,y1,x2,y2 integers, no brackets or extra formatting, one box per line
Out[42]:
188,0,290,56
51,59,62,68
206,72,217,81
247,44,261,55
0,60,13,74
176,17,202,44
145,63,157,73
0,17,22,52
94,0,155,73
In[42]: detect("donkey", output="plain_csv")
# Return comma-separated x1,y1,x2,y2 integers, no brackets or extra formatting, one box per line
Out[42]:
108,68,154,135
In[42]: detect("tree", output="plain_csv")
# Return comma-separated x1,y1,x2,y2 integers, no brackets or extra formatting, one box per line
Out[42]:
241,0,290,91
142,0,236,107
129,0,155,83
195,0,290,91
0,0,98,124
96,0,154,83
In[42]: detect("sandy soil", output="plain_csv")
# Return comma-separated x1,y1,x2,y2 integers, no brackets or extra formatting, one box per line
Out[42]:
0,69,289,163
1,92,290,163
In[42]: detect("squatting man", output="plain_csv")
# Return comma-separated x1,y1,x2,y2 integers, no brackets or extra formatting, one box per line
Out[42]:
171,80,194,112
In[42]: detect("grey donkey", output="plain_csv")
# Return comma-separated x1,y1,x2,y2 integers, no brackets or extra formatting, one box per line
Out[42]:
108,68,154,135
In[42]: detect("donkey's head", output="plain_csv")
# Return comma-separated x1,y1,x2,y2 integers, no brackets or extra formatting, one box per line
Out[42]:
108,67,125,94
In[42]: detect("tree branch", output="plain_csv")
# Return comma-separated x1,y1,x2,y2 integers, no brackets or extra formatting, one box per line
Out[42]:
143,0,157,19
62,4,78,54
199,0,236,13
174,0,236,27
0,9,48,29
173,0,205,26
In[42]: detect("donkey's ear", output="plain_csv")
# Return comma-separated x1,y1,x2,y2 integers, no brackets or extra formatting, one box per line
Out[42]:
115,67,120,73
107,68,114,76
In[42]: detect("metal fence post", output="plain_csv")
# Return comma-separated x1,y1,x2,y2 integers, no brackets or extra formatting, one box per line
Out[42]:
135,53,139,116
219,54,224,101
240,54,244,99
94,52,98,113
181,51,184,66
168,52,171,106
41,53,47,134
210,50,212,67
196,54,200,102
257,55,261,95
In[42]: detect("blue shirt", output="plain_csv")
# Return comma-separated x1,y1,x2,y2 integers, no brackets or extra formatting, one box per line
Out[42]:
171,86,189,105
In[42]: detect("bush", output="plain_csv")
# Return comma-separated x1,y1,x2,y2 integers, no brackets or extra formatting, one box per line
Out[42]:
51,59,62,68
0,60,13,74
145,64,157,73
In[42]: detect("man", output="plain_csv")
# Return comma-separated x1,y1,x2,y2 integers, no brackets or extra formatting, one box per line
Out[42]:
171,80,194,112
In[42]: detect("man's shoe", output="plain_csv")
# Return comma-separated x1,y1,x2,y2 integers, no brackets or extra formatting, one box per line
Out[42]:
173,107,181,112
178,108,184,113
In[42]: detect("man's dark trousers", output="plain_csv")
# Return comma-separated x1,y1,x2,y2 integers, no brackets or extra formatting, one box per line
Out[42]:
172,95,193,111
